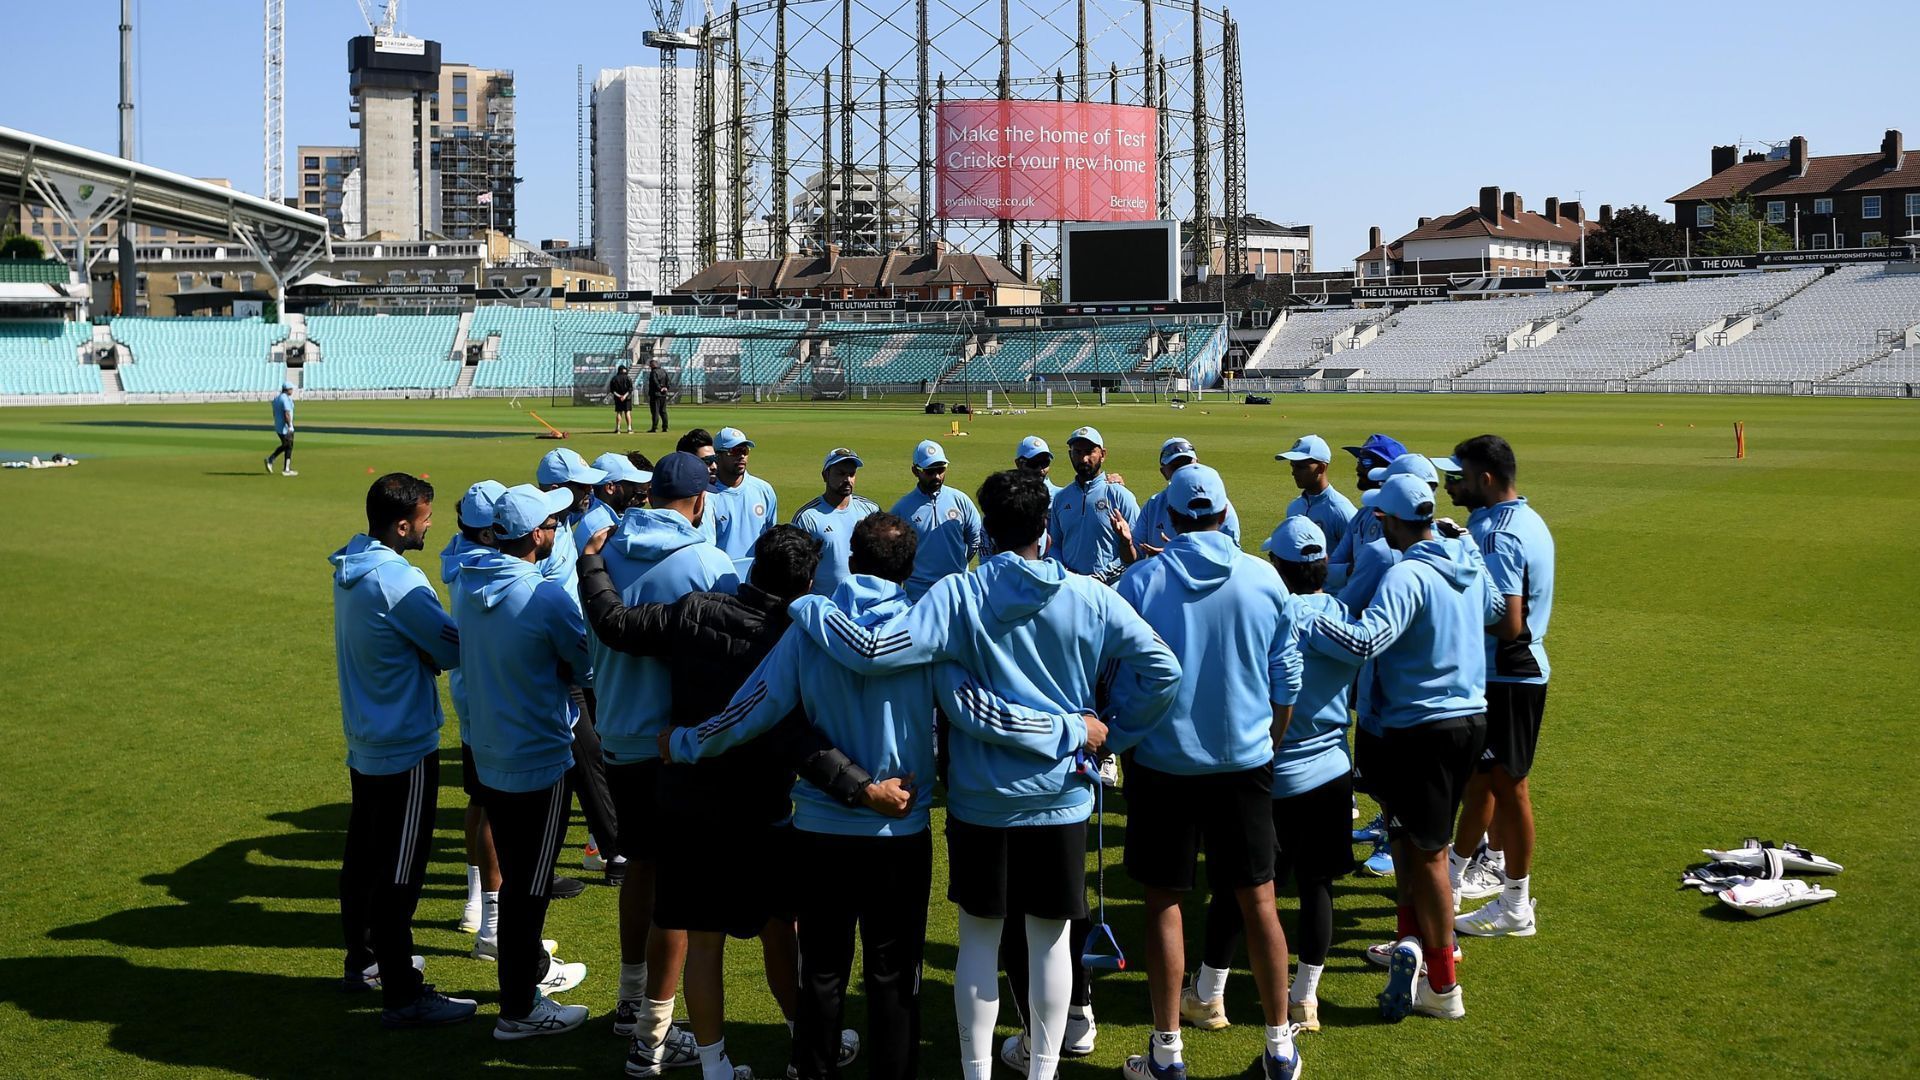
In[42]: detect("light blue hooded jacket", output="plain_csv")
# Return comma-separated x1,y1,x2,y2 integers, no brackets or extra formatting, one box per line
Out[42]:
670,574,1086,837
438,533,495,743
1337,536,1400,616
594,507,740,761
1326,502,1382,592
786,552,1180,827
450,546,590,792
536,506,583,607
1113,530,1302,775
1272,592,1362,798
1309,536,1501,731
331,536,460,775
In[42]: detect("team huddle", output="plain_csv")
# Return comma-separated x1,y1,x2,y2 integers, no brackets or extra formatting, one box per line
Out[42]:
329,420,1556,1080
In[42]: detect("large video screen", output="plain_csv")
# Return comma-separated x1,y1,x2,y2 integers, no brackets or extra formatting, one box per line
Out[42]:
1061,221,1179,303
937,100,1157,222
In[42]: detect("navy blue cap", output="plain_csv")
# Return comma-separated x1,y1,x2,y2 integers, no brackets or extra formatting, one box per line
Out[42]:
1343,433,1407,464
650,452,711,502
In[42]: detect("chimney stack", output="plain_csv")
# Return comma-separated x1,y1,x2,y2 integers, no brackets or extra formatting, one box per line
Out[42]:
1417,216,1432,228
1789,135,1808,179
1545,197,1560,225
1742,151,1767,164
1711,144,1738,174
826,242,842,269
1599,204,1613,225
1502,191,1522,220
1562,201,1582,224
930,238,948,266
1884,129,1905,171
1479,186,1502,226
1019,241,1032,282
1368,225,1382,251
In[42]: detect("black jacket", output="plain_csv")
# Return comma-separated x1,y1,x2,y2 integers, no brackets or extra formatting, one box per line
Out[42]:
578,553,874,813
645,367,670,399
607,371,633,400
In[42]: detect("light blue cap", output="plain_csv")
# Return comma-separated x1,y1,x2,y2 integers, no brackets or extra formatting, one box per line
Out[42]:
536,447,607,486
823,446,864,471
1164,462,1227,517
592,452,652,485
1430,454,1464,475
1368,453,1439,486
493,484,576,540
280,382,294,391
715,427,754,451
1372,474,1437,523
1067,426,1104,448
1160,437,1197,466
913,440,948,468
1261,515,1328,562
1017,435,1052,460
458,479,508,529
1276,434,1332,463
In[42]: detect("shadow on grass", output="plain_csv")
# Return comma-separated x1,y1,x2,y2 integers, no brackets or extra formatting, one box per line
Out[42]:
48,803,469,955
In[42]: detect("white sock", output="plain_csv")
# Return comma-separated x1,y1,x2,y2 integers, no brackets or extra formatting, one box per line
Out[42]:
1266,1023,1294,1059
619,962,649,1003
1447,847,1469,888
1195,963,1229,1004
1290,961,1323,1004
954,912,1002,1080
1486,847,1507,874
465,864,482,906
1503,874,1532,910
1024,914,1072,1080
478,891,500,944
640,996,677,1047
696,1039,733,1080
1150,1030,1183,1067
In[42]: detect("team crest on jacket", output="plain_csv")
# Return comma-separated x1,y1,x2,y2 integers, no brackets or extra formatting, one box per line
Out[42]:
754,504,765,516
1096,499,1110,512
946,508,961,521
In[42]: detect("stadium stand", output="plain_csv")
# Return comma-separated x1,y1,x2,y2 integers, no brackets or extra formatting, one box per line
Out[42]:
1467,269,1821,380
468,307,642,390
111,316,288,393
1244,308,1392,372
0,260,68,285
1344,294,1589,379
1836,350,1920,385
0,320,97,395
1647,266,1920,382
302,315,461,391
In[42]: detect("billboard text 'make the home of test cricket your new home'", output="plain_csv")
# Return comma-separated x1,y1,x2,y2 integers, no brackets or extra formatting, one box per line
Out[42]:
936,100,1158,222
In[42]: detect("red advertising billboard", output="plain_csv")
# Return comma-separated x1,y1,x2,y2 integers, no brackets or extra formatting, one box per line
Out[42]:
936,100,1157,222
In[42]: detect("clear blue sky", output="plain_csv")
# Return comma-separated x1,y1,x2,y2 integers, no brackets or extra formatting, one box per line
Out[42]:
5,0,1907,265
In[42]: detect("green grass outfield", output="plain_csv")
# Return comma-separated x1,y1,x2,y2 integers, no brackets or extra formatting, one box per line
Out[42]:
1,394,1916,1078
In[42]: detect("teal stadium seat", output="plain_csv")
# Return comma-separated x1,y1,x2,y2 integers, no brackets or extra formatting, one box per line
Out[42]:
303,315,461,390
0,320,98,395
110,316,289,393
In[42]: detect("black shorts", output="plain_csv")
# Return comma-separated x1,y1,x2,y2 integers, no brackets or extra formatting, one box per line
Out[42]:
655,817,793,937
1351,726,1383,800
1122,760,1276,893
945,817,1088,921
606,758,663,863
1371,714,1487,853
1479,682,1548,779
1272,773,1356,886
461,743,482,798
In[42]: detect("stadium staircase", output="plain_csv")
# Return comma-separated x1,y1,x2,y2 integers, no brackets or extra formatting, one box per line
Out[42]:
1449,294,1598,378
450,311,476,361
774,358,806,393
99,366,122,395
455,361,477,391
1631,270,1830,380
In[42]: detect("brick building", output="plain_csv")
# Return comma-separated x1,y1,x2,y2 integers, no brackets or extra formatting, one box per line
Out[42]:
1355,187,1602,279
1669,130,1920,250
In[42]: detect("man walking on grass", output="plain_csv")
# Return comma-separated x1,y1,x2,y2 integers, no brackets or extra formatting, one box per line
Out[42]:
330,472,472,1029
265,382,298,476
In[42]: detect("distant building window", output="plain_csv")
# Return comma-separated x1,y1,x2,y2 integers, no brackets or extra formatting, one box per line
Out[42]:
1862,195,1882,219
304,156,319,168
325,157,346,171
325,175,343,190
343,271,362,282
1810,234,1829,249
1813,198,1833,215
1766,201,1785,224
239,272,256,291
210,273,225,288
304,173,320,187
304,191,321,204
389,271,407,284
1909,193,1920,218
523,275,540,288
489,275,507,287
454,109,468,123
453,92,468,105
453,74,468,89
1861,232,1884,246
417,270,436,283
176,273,194,289
1696,205,1714,228
447,269,466,284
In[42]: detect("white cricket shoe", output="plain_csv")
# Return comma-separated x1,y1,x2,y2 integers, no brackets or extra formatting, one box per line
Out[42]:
1365,940,1459,969
1457,858,1505,901
538,958,587,994
282,468,299,477
625,1025,699,1076
1413,979,1465,1020
1063,1007,1096,1055
1455,896,1537,938
1180,983,1229,1030
1288,997,1319,1033
493,994,588,1040
999,1032,1030,1076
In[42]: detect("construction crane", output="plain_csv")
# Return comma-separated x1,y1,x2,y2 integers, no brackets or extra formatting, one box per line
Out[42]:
645,2,695,290
356,0,401,38
263,0,284,201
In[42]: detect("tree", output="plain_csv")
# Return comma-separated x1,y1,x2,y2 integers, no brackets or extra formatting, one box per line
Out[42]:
1695,197,1793,256
0,234,46,260
1584,204,1680,264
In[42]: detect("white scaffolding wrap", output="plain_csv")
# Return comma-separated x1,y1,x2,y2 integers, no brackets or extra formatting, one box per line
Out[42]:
593,66,748,292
